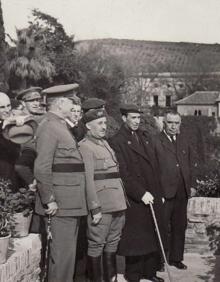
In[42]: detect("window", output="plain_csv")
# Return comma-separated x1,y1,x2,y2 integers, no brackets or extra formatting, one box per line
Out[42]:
194,110,197,116
153,95,158,106
166,96,171,107
212,112,215,117
198,110,202,116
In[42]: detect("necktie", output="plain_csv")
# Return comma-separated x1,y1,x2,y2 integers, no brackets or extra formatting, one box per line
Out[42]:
170,135,176,144
132,131,139,144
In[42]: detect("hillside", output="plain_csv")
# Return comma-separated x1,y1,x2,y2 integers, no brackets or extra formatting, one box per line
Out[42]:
75,39,220,75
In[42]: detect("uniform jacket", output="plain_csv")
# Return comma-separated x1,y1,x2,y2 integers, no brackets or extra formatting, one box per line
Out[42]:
151,131,196,199
34,112,88,217
109,124,165,256
79,135,127,214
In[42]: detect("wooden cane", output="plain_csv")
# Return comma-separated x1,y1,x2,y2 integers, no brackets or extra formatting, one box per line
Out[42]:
42,214,52,282
149,203,173,282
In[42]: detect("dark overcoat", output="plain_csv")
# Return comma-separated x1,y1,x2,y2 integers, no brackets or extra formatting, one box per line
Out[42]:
110,125,165,256
151,131,196,199
0,122,20,191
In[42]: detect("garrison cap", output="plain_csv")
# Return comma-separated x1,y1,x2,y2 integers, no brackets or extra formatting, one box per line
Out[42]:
82,98,105,112
82,109,106,124
120,104,143,115
17,87,42,102
42,83,79,100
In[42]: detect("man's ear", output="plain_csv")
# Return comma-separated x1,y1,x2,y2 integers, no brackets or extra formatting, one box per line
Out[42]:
85,122,91,130
122,115,126,123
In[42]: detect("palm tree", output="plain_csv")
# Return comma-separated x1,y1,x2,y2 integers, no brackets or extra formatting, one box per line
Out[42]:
8,27,55,91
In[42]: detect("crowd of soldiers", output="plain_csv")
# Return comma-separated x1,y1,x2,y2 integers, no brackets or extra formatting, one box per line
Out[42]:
0,83,195,282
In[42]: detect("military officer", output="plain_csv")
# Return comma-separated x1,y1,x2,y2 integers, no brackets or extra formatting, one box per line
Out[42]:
79,108,127,282
16,86,45,118
34,84,92,282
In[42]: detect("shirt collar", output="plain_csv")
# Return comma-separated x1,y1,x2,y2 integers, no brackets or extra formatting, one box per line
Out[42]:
163,130,176,142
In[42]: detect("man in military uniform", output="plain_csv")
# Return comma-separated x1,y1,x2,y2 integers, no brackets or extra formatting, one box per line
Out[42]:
79,109,127,282
34,84,92,282
110,104,165,282
16,86,45,118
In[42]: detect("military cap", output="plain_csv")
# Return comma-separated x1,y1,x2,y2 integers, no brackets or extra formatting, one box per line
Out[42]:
82,98,106,112
120,104,143,115
82,109,106,124
17,87,42,101
42,83,79,100
3,115,38,144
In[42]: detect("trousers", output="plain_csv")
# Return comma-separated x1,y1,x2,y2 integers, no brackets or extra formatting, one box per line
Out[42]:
87,211,125,257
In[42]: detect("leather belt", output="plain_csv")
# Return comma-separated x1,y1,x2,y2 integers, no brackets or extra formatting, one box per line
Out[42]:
94,172,120,180
52,163,85,172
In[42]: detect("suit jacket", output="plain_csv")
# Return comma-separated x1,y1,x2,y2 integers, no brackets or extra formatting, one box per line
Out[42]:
152,131,196,199
110,124,165,256
34,112,88,217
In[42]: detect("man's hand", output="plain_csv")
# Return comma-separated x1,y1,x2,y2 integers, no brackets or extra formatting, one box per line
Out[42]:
2,115,29,129
92,212,102,225
142,192,154,205
190,187,197,197
28,179,37,192
45,201,58,216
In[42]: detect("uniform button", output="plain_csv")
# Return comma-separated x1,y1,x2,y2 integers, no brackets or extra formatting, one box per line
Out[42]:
176,163,179,167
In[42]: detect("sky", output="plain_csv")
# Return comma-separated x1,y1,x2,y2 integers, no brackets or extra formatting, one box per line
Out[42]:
2,0,220,44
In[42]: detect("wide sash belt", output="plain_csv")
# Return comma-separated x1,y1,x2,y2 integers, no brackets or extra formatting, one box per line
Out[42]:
94,172,120,180
52,163,85,172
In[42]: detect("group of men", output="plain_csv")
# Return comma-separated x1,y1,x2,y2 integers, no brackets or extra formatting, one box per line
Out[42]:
0,83,196,282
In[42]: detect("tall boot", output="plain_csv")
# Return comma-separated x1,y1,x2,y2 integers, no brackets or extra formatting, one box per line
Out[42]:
87,255,102,282
103,252,117,282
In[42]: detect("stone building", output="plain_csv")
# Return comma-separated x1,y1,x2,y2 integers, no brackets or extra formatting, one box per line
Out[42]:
175,91,220,117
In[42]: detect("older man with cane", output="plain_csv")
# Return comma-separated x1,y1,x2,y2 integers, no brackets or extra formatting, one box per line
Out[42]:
110,104,165,282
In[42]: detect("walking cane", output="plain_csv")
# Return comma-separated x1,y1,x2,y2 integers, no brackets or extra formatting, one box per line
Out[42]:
149,203,173,282
42,214,52,282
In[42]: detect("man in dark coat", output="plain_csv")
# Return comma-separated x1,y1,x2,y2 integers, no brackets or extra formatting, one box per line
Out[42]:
110,104,165,282
152,110,196,270
0,93,20,191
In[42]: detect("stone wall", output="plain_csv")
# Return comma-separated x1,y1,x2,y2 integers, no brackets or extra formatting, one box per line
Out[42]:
0,234,41,282
186,197,220,254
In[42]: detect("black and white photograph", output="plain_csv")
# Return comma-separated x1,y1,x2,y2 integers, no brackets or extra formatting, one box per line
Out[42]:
0,0,220,281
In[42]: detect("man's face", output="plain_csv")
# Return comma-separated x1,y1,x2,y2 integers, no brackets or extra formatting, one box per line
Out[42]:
0,94,11,120
123,112,141,131
164,113,181,136
25,98,41,114
59,98,74,119
70,104,82,125
87,117,107,139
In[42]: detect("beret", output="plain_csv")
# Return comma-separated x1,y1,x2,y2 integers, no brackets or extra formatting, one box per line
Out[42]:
17,87,42,101
120,104,143,115
82,98,105,112
3,116,38,144
43,83,79,100
82,109,106,124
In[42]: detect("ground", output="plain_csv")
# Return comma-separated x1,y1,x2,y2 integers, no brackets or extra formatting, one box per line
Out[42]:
75,254,220,282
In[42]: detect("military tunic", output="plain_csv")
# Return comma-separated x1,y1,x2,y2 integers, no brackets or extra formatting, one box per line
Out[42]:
79,135,126,256
34,112,88,282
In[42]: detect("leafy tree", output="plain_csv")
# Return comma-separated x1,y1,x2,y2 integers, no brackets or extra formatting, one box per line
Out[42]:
75,46,125,118
28,9,78,84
